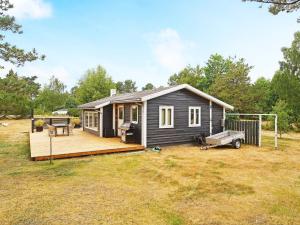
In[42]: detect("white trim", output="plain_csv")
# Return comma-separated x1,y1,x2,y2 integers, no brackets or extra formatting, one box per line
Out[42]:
258,114,262,147
141,84,234,110
84,111,99,131
100,108,103,137
209,101,212,135
112,104,116,131
275,115,278,149
95,101,110,109
159,105,174,128
142,101,147,147
223,107,226,132
188,106,201,127
117,105,124,136
130,104,139,124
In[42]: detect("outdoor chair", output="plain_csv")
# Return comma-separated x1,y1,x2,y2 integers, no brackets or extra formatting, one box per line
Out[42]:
68,123,75,135
47,124,56,136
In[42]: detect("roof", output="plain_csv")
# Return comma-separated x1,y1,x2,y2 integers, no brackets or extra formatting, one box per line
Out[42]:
78,84,234,110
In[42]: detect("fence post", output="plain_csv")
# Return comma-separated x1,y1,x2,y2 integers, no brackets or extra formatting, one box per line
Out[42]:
31,118,34,133
258,115,262,147
275,115,278,149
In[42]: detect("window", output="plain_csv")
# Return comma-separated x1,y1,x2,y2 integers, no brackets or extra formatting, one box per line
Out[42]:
189,106,201,127
118,106,124,120
131,105,138,123
84,111,99,131
159,106,174,128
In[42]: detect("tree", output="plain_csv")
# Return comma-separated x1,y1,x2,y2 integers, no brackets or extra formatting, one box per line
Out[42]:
142,83,155,91
0,69,40,115
75,65,115,104
272,100,291,137
271,32,300,122
251,77,275,113
209,58,253,112
116,79,137,93
35,76,68,113
243,0,300,21
0,0,44,68
203,54,233,90
168,65,207,90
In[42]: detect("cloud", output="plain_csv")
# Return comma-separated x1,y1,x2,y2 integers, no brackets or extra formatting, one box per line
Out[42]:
8,0,52,19
147,28,193,72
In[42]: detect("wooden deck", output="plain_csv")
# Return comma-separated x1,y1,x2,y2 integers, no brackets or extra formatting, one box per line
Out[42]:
29,129,144,161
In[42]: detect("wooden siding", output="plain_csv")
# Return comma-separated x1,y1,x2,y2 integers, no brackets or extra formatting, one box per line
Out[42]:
212,103,223,134
146,89,210,147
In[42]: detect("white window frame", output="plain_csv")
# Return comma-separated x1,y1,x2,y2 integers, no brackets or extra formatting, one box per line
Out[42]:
189,106,201,127
84,111,99,131
130,105,139,124
159,106,174,128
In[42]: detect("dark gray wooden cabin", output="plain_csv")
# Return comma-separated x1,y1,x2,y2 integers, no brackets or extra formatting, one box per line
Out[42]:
78,84,234,147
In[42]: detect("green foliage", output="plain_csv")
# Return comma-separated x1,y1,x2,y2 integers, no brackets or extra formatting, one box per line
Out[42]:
168,65,207,90
142,83,155,91
243,0,300,21
0,0,44,68
204,54,233,89
208,57,253,112
168,55,255,113
271,32,300,122
0,69,40,115
272,100,291,137
34,119,44,127
251,77,275,113
68,108,80,117
35,76,69,114
116,79,137,93
75,65,115,103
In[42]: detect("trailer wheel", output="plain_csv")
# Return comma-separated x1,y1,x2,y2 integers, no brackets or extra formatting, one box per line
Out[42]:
232,139,241,149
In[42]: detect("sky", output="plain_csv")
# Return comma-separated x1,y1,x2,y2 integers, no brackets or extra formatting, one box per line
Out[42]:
2,0,299,90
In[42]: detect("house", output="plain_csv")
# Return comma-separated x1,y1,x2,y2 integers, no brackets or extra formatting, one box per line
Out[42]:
52,109,68,115
78,84,234,147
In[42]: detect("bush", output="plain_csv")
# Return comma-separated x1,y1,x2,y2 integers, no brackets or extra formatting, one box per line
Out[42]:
71,118,81,125
34,119,44,127
68,108,80,117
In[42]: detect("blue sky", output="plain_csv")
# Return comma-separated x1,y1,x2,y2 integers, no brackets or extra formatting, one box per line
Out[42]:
2,0,299,90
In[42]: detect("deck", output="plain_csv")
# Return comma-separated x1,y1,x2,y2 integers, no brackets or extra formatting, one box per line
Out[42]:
29,128,145,161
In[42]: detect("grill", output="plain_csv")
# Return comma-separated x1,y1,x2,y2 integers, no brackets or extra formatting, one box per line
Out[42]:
120,122,136,143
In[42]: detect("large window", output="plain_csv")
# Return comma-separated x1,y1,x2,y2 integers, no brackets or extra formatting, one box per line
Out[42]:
189,106,201,127
131,105,139,124
159,106,174,128
84,111,99,130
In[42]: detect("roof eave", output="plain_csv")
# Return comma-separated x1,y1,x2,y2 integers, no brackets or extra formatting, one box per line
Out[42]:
141,84,234,110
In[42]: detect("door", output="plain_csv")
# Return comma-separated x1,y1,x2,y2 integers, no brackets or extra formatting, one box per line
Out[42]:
117,105,124,136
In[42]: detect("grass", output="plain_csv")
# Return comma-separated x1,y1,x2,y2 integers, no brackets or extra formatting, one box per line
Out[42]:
0,120,300,224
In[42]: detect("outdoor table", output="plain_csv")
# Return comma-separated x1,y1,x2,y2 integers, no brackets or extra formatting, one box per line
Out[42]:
52,123,69,136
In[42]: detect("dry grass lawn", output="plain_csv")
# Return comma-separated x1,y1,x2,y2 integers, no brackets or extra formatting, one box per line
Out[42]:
0,120,300,225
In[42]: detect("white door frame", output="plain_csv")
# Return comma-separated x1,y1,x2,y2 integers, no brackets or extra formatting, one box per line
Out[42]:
117,105,124,136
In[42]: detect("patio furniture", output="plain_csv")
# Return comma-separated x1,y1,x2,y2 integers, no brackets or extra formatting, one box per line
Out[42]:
52,123,69,136
68,123,75,135
47,125,56,136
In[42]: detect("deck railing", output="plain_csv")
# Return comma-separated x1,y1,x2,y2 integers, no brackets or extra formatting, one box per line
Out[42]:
31,116,75,133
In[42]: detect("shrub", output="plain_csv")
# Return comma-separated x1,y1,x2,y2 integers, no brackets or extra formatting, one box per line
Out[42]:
71,118,81,125
34,119,44,127
68,108,80,117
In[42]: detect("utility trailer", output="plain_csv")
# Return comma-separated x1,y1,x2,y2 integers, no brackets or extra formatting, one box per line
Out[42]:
201,130,245,150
